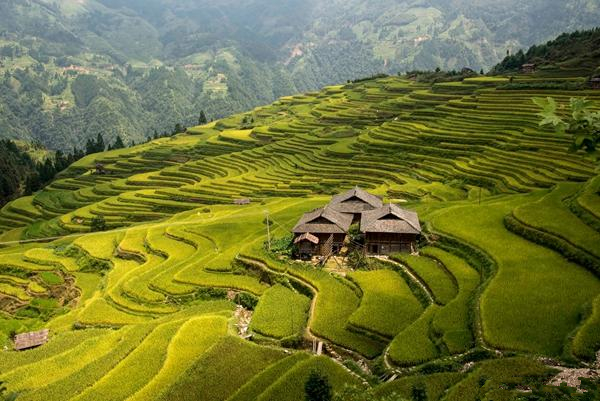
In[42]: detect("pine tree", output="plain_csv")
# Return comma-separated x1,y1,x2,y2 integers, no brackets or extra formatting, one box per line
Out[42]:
95,133,105,153
85,138,96,155
198,110,208,125
38,158,56,183
174,123,185,134
304,371,332,401
112,135,125,150
25,172,41,195
54,150,68,171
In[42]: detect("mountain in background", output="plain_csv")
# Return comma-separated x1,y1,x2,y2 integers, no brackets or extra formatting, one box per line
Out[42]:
1,0,599,150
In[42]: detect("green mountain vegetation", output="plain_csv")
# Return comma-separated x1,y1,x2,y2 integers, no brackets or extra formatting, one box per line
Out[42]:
1,0,600,151
493,28,600,75
0,44,599,399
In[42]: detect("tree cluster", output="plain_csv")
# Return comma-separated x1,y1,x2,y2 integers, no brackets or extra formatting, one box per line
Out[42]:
493,27,600,74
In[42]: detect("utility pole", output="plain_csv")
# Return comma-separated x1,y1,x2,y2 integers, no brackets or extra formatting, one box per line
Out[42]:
265,210,271,251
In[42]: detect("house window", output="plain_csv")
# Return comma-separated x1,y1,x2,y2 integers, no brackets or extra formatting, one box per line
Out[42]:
369,244,379,254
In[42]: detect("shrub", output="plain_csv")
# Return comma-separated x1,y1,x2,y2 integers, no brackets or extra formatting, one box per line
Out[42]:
90,215,107,232
195,287,227,301
280,334,303,349
234,292,259,310
267,234,296,258
305,370,332,401
347,250,368,270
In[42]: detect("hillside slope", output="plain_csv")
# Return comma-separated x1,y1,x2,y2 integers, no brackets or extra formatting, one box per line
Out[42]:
0,71,599,399
493,27,600,75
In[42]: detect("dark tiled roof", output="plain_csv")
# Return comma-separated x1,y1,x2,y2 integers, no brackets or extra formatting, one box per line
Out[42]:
294,233,319,244
14,329,49,351
292,206,353,234
360,203,421,234
329,186,383,214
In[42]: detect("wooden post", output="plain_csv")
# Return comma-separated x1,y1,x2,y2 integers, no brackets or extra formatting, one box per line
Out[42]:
265,211,271,251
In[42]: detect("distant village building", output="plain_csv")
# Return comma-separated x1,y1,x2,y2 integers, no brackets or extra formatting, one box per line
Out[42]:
291,187,421,259
292,206,353,258
521,63,536,74
233,198,251,205
14,329,49,351
361,203,421,255
95,163,107,175
591,78,600,90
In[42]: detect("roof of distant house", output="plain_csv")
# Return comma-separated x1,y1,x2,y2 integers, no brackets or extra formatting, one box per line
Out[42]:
329,186,383,214
360,203,421,234
292,206,353,234
14,329,49,351
233,198,251,205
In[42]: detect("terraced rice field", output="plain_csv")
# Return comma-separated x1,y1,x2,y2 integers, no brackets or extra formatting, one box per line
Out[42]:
0,75,599,399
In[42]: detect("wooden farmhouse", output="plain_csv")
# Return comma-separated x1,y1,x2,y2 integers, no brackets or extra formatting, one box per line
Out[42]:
591,78,600,90
329,186,383,222
292,187,421,258
292,207,352,258
360,203,421,255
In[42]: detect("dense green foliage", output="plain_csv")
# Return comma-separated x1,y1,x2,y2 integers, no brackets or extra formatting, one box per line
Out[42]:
493,28,600,74
534,96,600,152
305,370,333,401
1,2,599,150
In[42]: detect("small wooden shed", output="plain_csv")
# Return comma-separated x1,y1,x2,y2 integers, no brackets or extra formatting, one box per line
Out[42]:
521,63,536,74
233,198,251,205
14,329,49,351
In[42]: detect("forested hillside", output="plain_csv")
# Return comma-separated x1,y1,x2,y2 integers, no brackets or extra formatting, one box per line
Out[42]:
493,28,600,74
1,0,599,151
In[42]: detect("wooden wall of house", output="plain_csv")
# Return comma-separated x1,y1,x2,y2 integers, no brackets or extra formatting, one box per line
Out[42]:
365,233,417,255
